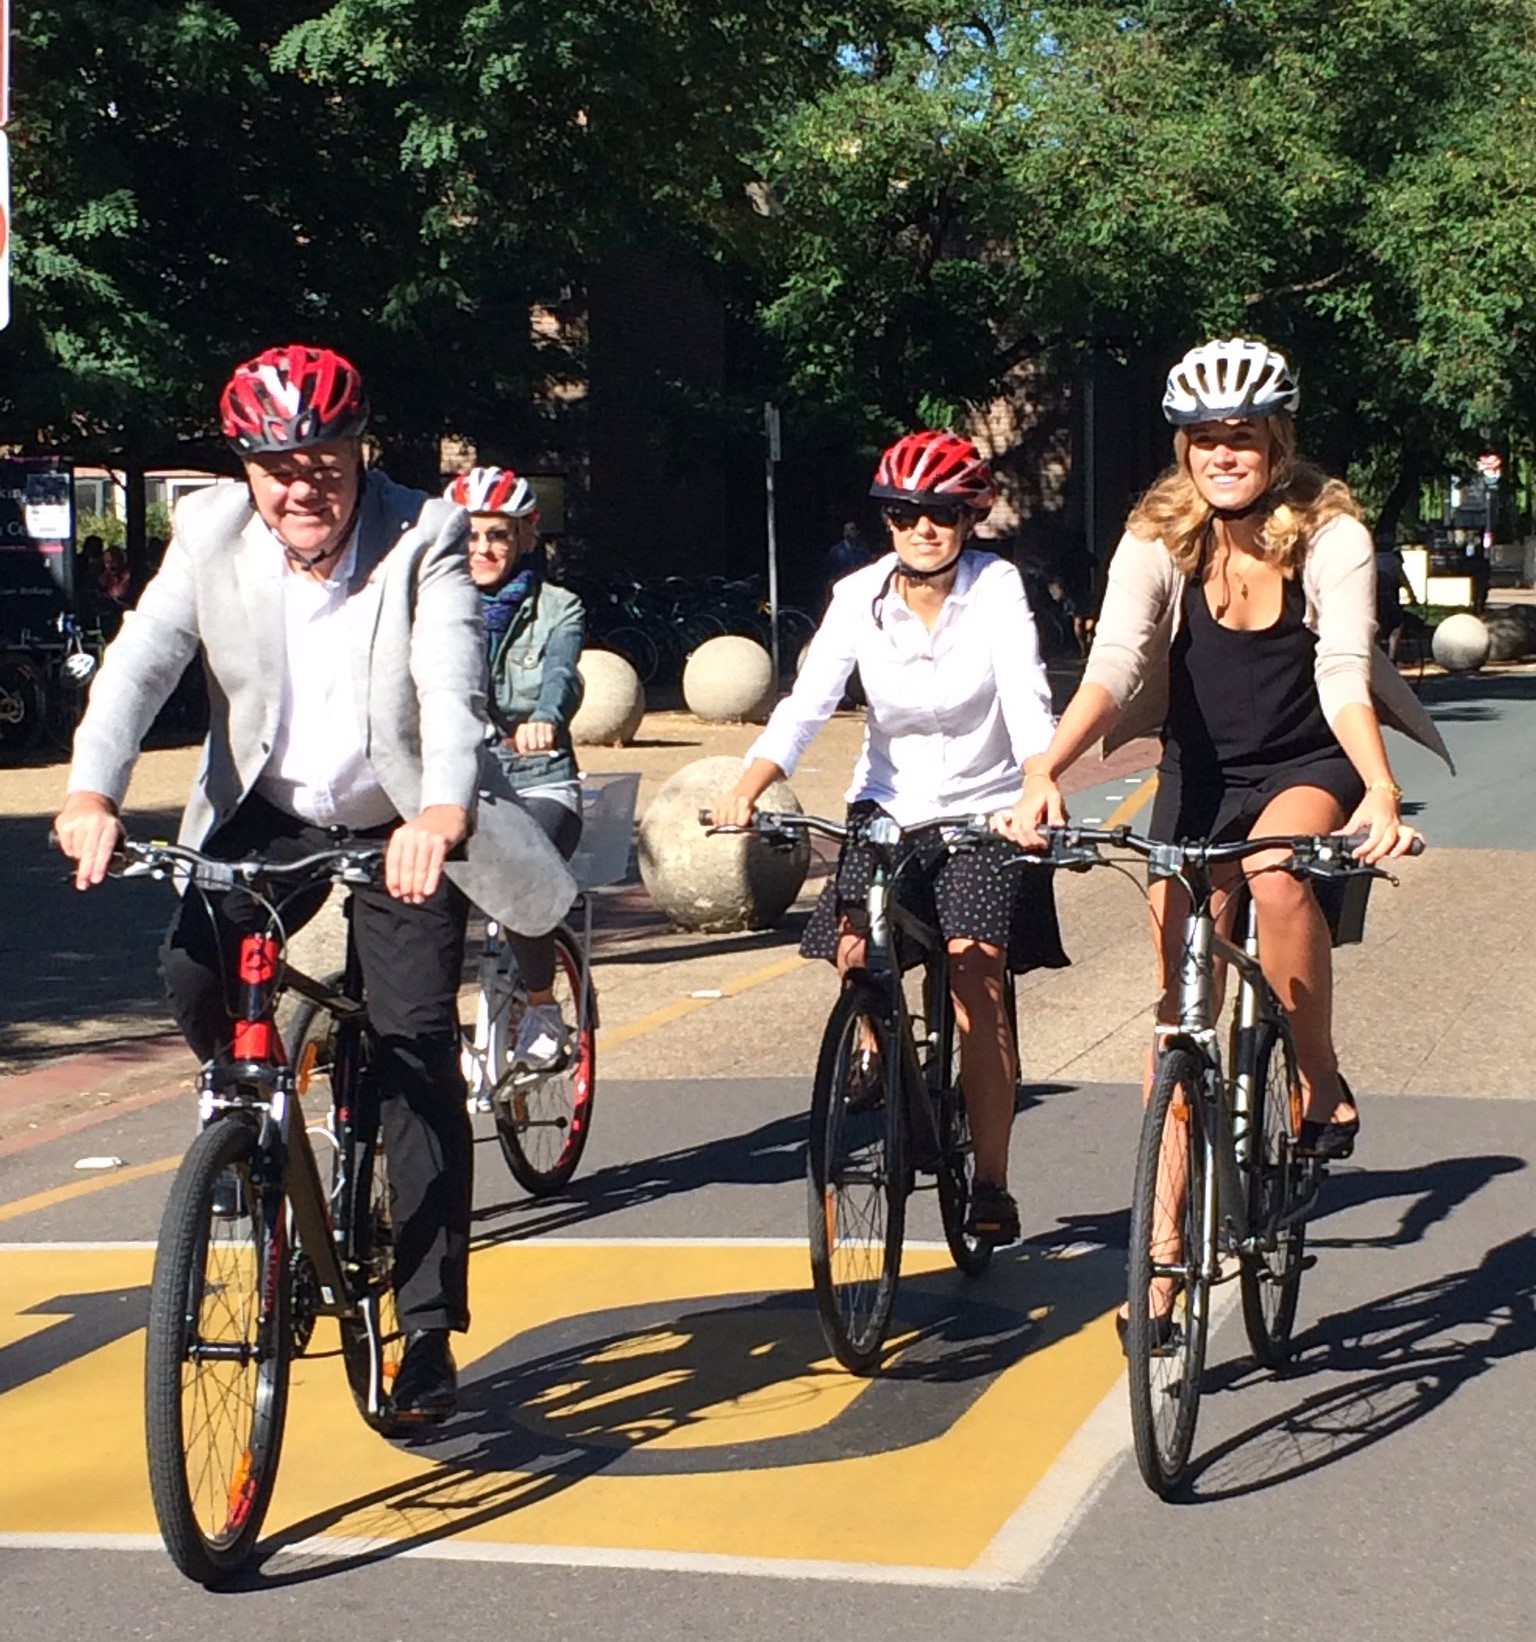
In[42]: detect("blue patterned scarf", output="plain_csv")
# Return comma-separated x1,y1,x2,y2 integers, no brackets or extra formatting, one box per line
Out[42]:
481,562,540,645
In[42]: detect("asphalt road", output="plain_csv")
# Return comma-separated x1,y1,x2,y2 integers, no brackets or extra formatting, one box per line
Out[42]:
3,665,1535,1640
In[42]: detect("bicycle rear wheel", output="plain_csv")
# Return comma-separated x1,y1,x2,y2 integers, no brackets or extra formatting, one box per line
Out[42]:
286,997,409,1436
144,1114,290,1585
494,927,597,1196
807,984,907,1373
1240,1017,1307,1368
1126,1046,1211,1496
926,964,992,1278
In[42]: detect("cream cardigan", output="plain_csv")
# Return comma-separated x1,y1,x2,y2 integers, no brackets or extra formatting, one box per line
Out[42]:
1082,513,1453,769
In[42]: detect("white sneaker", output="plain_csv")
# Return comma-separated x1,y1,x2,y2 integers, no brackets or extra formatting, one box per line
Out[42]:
511,1003,573,1073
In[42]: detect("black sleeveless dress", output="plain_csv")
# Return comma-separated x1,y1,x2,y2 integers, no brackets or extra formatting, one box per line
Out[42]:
1148,554,1365,844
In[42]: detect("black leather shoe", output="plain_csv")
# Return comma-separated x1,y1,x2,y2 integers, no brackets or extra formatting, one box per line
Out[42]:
391,1329,458,1424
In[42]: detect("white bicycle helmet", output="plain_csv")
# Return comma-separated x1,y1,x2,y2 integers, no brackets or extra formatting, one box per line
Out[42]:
1163,338,1300,425
445,465,539,519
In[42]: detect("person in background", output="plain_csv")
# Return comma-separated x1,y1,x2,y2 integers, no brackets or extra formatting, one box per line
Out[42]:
823,519,870,603
1373,533,1418,663
447,466,586,1074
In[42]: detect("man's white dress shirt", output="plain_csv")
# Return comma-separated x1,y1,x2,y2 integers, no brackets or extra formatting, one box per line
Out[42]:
747,549,1055,826
254,532,398,829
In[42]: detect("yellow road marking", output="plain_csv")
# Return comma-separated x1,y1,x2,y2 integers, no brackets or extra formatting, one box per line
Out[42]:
0,1240,1125,1575
599,952,807,1050
0,1156,179,1225
1102,774,1157,829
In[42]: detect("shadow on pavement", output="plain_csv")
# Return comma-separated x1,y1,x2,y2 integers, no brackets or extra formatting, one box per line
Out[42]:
470,1110,810,1242
1179,1227,1536,1504
1309,1152,1526,1251
0,806,186,1062
241,1240,1120,1588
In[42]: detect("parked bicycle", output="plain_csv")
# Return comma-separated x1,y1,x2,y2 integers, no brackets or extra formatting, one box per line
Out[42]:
0,612,105,758
97,837,414,1585
1027,823,1417,1496
702,806,1020,1372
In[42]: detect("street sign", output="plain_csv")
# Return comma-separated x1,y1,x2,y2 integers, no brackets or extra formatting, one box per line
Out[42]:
764,402,782,464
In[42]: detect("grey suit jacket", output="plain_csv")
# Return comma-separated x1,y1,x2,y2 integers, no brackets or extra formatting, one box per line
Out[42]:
68,470,577,934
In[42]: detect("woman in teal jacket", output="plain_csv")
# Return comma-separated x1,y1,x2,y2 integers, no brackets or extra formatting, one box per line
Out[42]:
447,466,586,1071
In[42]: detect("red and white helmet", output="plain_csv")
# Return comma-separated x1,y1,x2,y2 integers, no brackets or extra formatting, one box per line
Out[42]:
220,344,369,455
444,465,539,520
869,430,996,514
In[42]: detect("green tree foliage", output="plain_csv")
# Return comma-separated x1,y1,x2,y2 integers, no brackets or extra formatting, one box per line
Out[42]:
757,1,1536,496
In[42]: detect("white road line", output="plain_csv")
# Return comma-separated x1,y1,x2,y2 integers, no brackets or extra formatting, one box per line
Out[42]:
0,1531,1016,1587
970,1282,1242,1587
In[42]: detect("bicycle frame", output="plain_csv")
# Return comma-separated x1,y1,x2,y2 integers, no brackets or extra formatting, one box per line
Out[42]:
199,929,367,1322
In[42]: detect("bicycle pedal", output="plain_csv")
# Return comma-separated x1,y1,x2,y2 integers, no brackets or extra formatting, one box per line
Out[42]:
1300,1254,1318,1270
210,1170,247,1219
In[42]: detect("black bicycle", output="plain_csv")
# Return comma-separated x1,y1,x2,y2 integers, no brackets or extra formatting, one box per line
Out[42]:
1029,824,1414,1494
103,838,413,1585
703,808,1019,1372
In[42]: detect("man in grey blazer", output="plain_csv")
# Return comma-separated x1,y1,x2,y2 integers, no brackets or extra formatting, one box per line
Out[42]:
54,344,575,1422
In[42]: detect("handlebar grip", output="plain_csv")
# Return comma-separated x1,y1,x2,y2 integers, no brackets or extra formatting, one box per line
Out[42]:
1340,828,1425,857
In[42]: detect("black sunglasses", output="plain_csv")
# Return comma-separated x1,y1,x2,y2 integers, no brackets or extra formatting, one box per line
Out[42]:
883,501,966,530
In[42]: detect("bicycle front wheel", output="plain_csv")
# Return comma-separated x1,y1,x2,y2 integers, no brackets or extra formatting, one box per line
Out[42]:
807,985,907,1373
144,1115,291,1585
1126,1046,1211,1496
494,926,597,1196
1240,1017,1307,1367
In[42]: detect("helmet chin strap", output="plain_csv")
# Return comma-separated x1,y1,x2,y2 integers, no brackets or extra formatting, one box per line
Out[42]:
1211,495,1270,523
272,479,363,572
893,547,965,582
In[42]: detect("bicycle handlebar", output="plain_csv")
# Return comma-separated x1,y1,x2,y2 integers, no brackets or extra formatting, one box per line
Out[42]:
697,807,1002,849
1016,825,1424,876
104,837,387,890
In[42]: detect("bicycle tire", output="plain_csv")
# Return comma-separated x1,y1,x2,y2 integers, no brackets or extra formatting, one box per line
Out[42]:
926,962,992,1278
1126,1046,1211,1496
0,655,46,757
494,926,597,1196
807,984,907,1373
1239,1017,1307,1368
144,1114,290,1585
285,994,410,1437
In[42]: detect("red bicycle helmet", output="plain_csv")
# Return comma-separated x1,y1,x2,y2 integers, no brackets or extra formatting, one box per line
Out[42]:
220,344,370,456
869,430,996,514
445,466,539,519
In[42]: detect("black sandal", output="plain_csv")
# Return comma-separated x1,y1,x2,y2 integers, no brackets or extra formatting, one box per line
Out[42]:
965,1180,1021,1247
1115,1306,1180,1355
1297,1074,1360,1161
844,1047,884,1113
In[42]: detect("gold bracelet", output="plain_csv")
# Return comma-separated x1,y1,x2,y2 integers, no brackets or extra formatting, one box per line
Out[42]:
1366,780,1403,800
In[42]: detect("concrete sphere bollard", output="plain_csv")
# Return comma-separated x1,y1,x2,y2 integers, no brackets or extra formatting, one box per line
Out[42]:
1431,612,1491,673
683,635,777,723
637,754,810,932
571,648,646,745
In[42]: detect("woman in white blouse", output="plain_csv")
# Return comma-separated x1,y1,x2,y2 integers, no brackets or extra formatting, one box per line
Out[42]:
716,430,1067,1247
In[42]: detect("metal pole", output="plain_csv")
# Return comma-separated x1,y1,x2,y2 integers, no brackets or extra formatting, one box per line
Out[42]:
764,403,781,679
